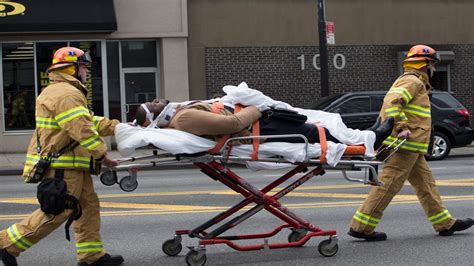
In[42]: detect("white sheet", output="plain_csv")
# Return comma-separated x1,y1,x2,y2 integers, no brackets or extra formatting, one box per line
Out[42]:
115,123,347,169
220,82,376,157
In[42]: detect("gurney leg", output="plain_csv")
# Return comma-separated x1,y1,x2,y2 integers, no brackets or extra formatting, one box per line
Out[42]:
188,163,307,239
190,163,336,252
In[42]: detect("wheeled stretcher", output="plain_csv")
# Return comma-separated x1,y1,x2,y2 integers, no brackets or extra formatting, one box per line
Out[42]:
101,123,406,265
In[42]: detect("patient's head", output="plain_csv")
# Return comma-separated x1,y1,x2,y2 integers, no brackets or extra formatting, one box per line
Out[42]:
135,98,170,126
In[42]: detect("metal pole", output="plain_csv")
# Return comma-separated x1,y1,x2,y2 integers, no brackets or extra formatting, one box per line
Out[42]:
317,0,330,97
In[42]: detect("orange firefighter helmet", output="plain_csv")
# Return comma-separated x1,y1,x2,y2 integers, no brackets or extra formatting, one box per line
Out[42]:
46,47,91,73
403,45,440,63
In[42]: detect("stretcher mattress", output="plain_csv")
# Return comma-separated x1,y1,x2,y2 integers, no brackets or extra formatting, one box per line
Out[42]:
115,123,348,168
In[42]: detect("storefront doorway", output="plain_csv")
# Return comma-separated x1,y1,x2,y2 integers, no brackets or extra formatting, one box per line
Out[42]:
121,70,158,122
106,40,160,123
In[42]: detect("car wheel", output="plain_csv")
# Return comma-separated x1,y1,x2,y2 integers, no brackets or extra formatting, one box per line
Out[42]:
427,132,451,160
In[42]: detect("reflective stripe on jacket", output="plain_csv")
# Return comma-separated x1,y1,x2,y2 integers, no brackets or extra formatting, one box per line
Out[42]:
380,69,432,154
22,72,119,180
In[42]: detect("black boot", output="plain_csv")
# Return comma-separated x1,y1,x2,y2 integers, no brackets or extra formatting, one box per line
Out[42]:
348,228,387,241
439,218,473,236
371,117,395,150
77,254,124,266
0,248,18,266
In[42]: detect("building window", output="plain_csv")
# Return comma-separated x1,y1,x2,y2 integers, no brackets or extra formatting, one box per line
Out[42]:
1,41,104,132
2,42,35,131
36,42,68,92
106,41,121,120
121,41,157,68
36,41,103,114
430,64,450,91
398,50,454,92
70,41,103,115
107,40,159,122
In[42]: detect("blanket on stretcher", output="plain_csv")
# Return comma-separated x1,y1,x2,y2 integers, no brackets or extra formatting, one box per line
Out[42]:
115,124,347,169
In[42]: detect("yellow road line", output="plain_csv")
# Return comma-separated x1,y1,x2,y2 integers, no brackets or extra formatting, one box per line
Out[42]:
1,196,472,221
1,178,472,203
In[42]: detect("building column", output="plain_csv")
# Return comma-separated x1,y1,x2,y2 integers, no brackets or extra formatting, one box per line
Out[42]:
161,37,190,101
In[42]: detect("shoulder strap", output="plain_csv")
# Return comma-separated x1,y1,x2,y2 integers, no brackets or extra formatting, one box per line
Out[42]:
64,195,82,241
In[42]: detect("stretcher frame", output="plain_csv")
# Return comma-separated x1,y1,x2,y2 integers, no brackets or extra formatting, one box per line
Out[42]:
101,134,387,265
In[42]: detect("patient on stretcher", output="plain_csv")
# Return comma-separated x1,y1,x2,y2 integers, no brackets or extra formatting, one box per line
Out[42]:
133,87,394,153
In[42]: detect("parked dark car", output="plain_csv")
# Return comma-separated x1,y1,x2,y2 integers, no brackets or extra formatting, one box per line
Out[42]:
307,91,474,160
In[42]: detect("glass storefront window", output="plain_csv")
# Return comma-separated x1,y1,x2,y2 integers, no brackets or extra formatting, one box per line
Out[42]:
106,41,121,120
2,42,35,131
36,42,104,115
70,41,103,115
35,42,67,92
1,39,158,132
121,41,156,68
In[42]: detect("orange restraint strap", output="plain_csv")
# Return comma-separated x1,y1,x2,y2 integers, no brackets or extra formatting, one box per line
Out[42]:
208,103,260,159
232,105,260,160
315,123,327,164
208,102,230,154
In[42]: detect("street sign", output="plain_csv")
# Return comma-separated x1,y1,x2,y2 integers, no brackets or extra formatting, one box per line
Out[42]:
326,21,335,45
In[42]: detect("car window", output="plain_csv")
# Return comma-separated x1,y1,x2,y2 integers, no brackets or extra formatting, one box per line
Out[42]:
372,95,385,111
334,97,371,114
431,93,464,109
308,93,343,110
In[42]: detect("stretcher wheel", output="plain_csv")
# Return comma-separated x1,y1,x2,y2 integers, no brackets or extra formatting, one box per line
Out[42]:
119,176,138,192
162,239,182,256
185,250,207,266
288,230,307,243
100,171,117,186
317,239,338,257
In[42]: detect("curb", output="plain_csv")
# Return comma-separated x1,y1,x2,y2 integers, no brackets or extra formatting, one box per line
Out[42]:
0,163,250,176
0,169,22,176
1,150,472,176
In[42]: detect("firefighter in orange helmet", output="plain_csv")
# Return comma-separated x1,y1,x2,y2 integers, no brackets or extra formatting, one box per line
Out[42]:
348,45,473,241
0,47,124,265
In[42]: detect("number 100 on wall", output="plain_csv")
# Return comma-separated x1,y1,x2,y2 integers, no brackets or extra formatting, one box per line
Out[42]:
297,54,346,70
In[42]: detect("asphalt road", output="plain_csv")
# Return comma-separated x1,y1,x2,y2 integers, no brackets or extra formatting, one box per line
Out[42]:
0,156,473,265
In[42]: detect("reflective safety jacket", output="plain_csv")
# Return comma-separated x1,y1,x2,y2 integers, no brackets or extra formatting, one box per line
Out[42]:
22,72,119,181
380,69,432,154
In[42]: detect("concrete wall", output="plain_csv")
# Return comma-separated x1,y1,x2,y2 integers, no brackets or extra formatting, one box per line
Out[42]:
111,0,188,38
188,0,474,98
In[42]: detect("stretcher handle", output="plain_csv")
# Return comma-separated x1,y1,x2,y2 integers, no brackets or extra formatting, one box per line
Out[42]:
376,138,407,162
222,134,310,162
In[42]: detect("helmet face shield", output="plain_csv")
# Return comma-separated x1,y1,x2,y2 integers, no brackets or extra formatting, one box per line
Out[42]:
78,51,92,66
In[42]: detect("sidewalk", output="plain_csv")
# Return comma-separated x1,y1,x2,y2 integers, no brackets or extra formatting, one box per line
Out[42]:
0,149,152,176
1,145,473,176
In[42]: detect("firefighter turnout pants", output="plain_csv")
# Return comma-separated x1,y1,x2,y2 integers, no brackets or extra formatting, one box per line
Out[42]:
0,169,106,264
350,149,456,234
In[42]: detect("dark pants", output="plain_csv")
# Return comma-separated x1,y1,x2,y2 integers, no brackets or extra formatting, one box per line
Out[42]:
259,117,340,144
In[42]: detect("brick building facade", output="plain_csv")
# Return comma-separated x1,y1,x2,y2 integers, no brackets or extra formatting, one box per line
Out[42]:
205,44,474,124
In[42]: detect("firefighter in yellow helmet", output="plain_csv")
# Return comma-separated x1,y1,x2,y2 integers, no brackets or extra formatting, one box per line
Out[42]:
348,45,473,241
0,47,124,265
